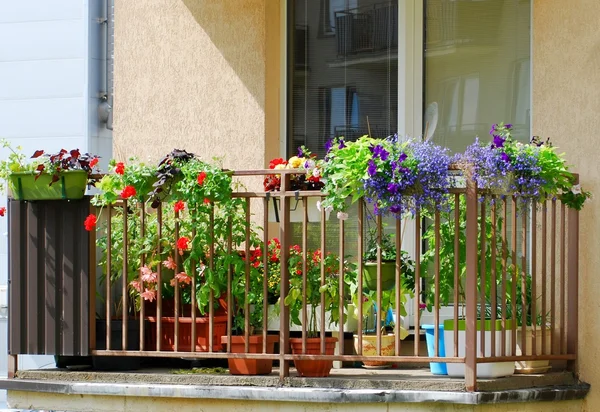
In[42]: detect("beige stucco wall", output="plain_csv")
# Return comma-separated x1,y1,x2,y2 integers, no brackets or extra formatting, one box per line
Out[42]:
532,1,600,411
6,391,585,412
113,0,281,169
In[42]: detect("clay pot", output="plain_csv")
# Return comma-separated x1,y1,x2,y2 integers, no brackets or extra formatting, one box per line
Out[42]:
146,315,227,352
289,337,338,377
353,334,395,368
221,334,279,375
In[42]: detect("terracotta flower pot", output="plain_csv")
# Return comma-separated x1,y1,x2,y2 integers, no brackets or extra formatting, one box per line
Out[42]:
289,337,338,377
221,334,279,375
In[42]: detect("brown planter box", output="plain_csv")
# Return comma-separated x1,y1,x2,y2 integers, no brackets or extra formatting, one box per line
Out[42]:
146,316,227,352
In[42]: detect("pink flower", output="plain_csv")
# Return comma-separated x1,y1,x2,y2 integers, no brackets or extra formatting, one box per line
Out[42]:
162,256,177,270
175,272,191,285
140,265,157,283
141,288,156,302
129,280,143,292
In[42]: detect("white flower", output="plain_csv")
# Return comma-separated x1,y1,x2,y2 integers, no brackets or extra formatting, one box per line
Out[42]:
316,200,322,212
571,184,582,195
312,168,321,178
337,211,349,220
304,159,316,169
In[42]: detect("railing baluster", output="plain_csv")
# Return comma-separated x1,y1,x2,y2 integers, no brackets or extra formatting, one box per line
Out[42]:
302,197,308,355
560,202,566,354
541,201,547,355
209,204,215,353
339,208,345,356
479,197,486,357
511,197,517,356
357,200,364,356
521,201,528,357
453,194,459,358
320,200,327,355
434,210,440,358
414,209,421,357
140,202,146,351
551,199,557,354
106,204,112,351
174,208,180,352
122,199,128,352
376,214,382,356
490,196,497,358
244,199,251,354
262,198,268,354
191,206,197,353
156,203,163,351
395,218,401,357
531,201,537,356
501,198,508,357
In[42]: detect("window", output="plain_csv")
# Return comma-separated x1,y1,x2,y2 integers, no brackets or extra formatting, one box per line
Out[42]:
290,0,399,158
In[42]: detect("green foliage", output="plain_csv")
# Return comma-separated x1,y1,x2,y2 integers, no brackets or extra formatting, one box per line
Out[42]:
319,136,379,212
283,249,357,337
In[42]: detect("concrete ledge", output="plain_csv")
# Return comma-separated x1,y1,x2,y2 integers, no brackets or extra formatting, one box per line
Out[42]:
0,378,590,405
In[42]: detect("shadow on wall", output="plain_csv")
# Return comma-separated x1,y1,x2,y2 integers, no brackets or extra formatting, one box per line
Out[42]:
181,0,266,110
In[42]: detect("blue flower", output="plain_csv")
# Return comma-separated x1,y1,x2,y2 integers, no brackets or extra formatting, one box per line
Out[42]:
325,139,333,153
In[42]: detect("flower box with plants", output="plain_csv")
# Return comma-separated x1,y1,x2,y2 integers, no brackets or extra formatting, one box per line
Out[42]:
264,147,328,222
0,139,100,200
90,150,248,352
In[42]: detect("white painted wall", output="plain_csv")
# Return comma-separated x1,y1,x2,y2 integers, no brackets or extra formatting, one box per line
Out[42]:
0,0,113,394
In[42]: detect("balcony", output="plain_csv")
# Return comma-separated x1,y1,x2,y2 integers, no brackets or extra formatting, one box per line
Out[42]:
1,169,588,409
335,2,398,58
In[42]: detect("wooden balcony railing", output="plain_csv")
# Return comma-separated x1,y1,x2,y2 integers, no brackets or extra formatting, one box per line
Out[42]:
7,169,579,391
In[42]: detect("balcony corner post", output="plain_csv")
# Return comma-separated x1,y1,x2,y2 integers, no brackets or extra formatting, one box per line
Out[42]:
465,177,478,391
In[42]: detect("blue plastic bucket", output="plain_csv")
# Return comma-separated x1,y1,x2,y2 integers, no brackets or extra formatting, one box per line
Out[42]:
422,324,447,375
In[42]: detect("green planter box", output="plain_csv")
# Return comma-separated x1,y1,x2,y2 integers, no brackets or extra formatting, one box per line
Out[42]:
8,170,88,200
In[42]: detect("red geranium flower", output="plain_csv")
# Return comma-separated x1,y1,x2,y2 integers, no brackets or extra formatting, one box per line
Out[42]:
121,185,136,199
90,157,99,168
197,171,207,186
84,214,97,231
203,198,211,204
174,200,185,212
177,236,190,251
114,162,125,175
269,158,287,169
0,207,6,217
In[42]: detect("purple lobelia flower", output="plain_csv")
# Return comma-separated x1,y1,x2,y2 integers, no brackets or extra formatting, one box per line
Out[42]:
367,160,377,176
297,146,304,157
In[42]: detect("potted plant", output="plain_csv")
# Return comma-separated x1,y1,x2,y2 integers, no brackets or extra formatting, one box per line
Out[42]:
0,139,100,200
283,245,356,377
91,150,243,352
264,146,328,222
220,243,279,375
